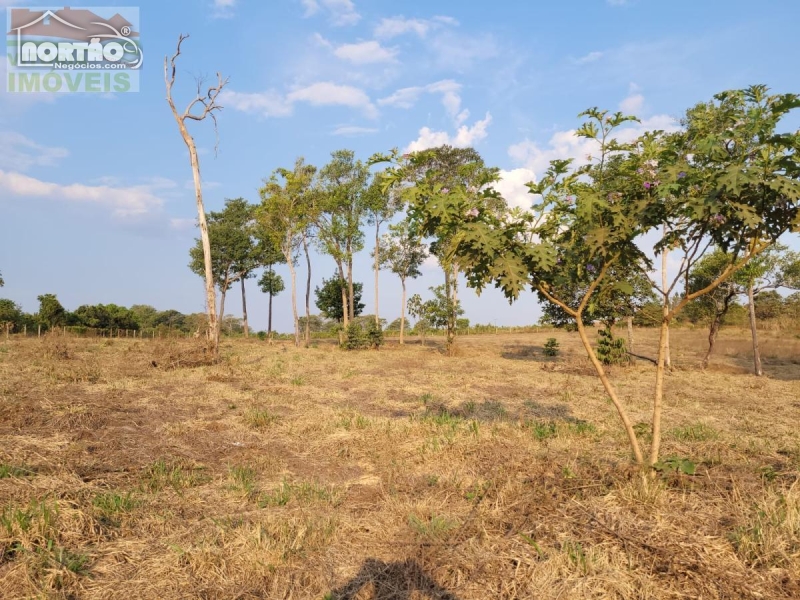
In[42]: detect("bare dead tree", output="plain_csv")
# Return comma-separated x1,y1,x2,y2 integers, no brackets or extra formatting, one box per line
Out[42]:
164,34,229,358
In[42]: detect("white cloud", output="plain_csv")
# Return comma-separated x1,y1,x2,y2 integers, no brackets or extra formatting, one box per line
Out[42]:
507,101,681,181
0,132,69,171
379,79,467,125
302,0,360,26
332,125,379,136
0,170,165,218
619,92,644,114
287,82,378,118
374,15,457,38
223,82,378,119
333,40,398,64
220,89,294,118
405,112,492,153
574,51,603,65
211,0,237,18
495,168,537,210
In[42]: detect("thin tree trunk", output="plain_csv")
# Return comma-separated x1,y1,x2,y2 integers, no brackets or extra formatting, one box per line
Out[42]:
374,223,380,325
347,256,355,322
400,278,406,345
335,261,349,328
576,318,644,465
649,316,670,467
702,317,721,370
287,255,300,347
303,235,312,347
241,277,249,338
748,283,763,376
626,316,635,364
218,289,227,340
268,290,273,338
444,264,455,355
661,242,671,369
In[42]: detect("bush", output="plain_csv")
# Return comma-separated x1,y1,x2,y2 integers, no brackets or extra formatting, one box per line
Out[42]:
543,338,560,357
366,319,384,349
342,322,367,350
596,328,629,365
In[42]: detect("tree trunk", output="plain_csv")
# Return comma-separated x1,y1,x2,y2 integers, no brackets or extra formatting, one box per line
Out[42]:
649,315,670,467
347,256,355,322
748,283,763,376
374,223,380,325
287,255,300,348
268,289,273,339
336,261,349,328
702,316,721,370
444,265,455,356
626,316,635,363
303,235,312,347
240,277,249,338
218,289,227,340
400,278,406,345
661,244,671,369
576,317,644,465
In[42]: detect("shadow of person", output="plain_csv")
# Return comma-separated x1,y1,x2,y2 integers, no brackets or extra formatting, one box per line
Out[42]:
328,558,461,600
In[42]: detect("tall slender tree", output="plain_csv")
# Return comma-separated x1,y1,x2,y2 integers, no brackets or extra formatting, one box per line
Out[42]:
375,220,427,344
365,173,403,325
165,34,228,357
257,158,316,347
316,150,370,327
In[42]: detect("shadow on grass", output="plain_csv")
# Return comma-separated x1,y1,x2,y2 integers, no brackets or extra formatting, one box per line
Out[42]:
500,343,559,363
328,558,461,600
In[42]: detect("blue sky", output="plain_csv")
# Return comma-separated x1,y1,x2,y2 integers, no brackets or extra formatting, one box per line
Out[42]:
1,0,799,331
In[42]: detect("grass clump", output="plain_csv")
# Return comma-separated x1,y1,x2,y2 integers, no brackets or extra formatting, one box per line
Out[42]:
668,422,719,442
244,408,279,429
408,514,457,540
141,459,209,493
0,463,35,479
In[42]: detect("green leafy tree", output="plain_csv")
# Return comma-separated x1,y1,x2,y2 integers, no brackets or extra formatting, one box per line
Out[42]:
315,276,364,323
375,220,428,344
387,145,501,354
258,268,285,339
735,245,800,375
379,85,800,470
37,294,67,330
687,250,743,368
72,304,138,330
0,271,4,287
189,198,257,343
0,299,24,336
407,285,464,348
365,172,403,326
257,158,316,347
316,150,371,326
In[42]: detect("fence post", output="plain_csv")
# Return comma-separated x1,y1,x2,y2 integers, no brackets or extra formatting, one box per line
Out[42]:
38,325,41,338
23,324,27,337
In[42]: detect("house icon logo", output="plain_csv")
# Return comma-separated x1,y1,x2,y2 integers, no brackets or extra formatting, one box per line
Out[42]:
6,6,142,94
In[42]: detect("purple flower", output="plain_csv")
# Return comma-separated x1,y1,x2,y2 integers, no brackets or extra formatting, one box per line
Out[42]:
586,265,596,273
441,187,450,194
465,208,479,218
712,214,725,224
636,168,644,175
678,171,687,179
644,182,652,190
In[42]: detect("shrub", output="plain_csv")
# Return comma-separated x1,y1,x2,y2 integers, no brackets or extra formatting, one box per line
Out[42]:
366,319,384,349
342,322,367,350
543,338,560,357
596,328,629,365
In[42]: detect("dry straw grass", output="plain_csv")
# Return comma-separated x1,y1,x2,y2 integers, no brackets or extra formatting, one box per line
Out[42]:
0,327,799,598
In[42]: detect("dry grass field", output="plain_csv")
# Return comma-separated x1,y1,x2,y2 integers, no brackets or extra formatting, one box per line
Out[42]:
1,327,799,599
